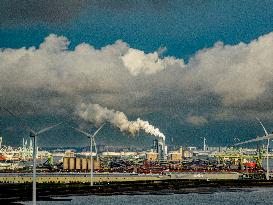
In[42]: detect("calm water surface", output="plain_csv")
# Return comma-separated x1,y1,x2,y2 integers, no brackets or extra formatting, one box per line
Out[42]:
22,187,273,205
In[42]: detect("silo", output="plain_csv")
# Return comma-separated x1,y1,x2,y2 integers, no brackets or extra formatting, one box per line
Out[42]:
63,157,69,170
87,158,100,170
76,158,81,170
82,158,88,170
93,159,100,170
87,158,91,170
69,157,76,170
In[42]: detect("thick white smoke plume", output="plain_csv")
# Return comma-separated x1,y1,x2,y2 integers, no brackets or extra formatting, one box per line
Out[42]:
77,103,165,140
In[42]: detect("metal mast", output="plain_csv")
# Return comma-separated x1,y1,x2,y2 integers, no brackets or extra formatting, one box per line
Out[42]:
203,137,206,151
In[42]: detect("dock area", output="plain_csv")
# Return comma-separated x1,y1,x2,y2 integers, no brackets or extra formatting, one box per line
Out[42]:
0,172,243,184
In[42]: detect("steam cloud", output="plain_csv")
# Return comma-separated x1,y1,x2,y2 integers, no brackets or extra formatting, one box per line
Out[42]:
77,103,165,140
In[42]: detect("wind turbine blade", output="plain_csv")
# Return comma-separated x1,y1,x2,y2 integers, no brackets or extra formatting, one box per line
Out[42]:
92,123,105,138
256,117,269,136
92,124,105,161
71,123,105,140
234,134,273,146
234,138,261,146
71,126,93,137
36,122,63,135
0,106,36,134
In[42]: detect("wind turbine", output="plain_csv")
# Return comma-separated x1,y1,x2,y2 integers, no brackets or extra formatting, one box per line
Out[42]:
0,106,63,205
234,118,273,180
257,118,271,180
71,123,105,186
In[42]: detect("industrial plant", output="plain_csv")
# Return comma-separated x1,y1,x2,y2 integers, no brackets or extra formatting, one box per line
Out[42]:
1,105,273,205
0,130,272,183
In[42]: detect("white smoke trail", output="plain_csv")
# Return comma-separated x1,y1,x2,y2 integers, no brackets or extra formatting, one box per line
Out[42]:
76,103,165,140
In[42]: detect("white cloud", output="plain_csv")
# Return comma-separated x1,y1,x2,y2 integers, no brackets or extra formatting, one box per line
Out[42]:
186,33,273,105
1,32,273,120
121,48,183,75
186,115,208,126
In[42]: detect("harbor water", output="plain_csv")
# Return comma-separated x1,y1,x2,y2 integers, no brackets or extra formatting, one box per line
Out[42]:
22,187,273,205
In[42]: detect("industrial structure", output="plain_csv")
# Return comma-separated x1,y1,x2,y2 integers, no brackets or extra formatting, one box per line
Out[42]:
152,138,167,160
0,113,272,187
63,157,100,171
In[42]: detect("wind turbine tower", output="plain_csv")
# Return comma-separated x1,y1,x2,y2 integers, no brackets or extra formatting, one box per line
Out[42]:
71,123,105,186
0,106,63,205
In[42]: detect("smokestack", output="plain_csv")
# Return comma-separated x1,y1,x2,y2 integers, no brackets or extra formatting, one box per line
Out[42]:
153,139,159,153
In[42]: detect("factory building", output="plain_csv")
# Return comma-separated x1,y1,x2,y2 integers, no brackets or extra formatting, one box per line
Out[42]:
205,146,228,152
146,152,159,161
63,157,100,171
153,139,159,153
101,151,140,157
183,150,193,158
168,152,182,161
152,138,167,160
167,146,193,161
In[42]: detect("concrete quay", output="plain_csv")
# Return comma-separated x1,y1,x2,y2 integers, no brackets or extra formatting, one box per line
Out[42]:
0,172,243,184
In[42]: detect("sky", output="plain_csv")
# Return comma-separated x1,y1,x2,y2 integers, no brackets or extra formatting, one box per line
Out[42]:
1,0,273,148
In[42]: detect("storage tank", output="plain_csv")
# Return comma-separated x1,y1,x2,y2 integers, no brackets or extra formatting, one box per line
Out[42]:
87,158,100,170
94,159,100,170
82,158,88,170
87,158,91,170
69,157,76,170
63,157,69,170
76,158,81,170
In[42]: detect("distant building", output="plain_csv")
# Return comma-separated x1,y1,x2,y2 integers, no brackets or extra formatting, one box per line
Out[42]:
153,139,159,153
188,146,197,151
183,149,193,158
146,152,159,161
64,150,75,157
168,152,182,161
206,146,228,152
152,138,166,160
101,151,140,157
